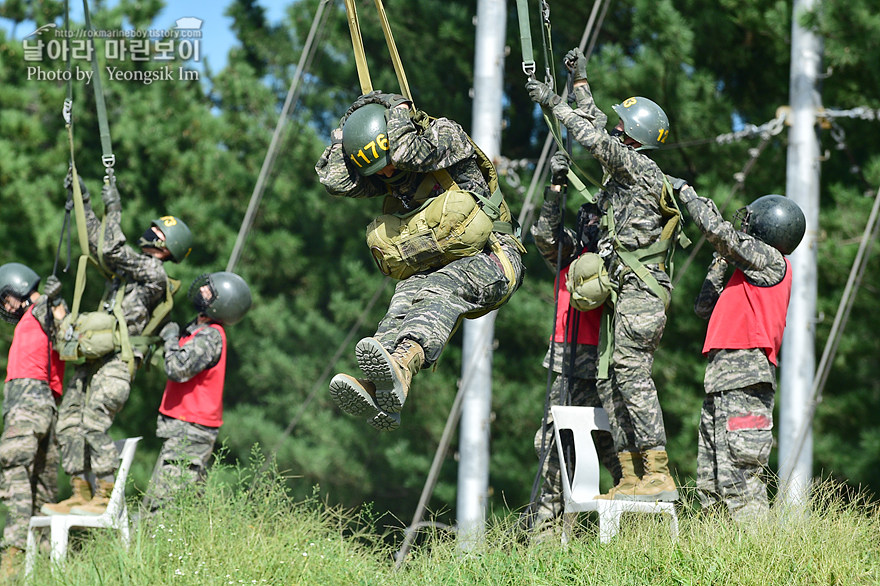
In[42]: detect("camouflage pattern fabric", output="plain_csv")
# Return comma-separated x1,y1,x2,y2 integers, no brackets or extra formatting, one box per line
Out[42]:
316,104,524,366
56,355,130,477
545,83,672,452
55,191,171,479
143,414,218,512
164,320,223,381
372,239,523,365
82,195,169,337
697,385,774,522
0,379,59,550
680,186,788,520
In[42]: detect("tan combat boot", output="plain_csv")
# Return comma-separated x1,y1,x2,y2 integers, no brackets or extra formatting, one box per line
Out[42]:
0,546,23,580
40,476,92,515
70,479,114,515
329,374,381,418
620,449,679,502
595,451,643,500
355,337,425,414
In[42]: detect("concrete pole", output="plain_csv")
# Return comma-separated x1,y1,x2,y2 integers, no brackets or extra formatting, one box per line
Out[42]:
778,0,822,512
457,0,506,551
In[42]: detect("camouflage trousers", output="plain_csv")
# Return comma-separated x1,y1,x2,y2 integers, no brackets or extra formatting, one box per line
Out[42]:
531,373,620,527
56,355,132,478
0,379,59,550
143,415,218,512
697,384,774,522
373,238,524,365
599,272,668,452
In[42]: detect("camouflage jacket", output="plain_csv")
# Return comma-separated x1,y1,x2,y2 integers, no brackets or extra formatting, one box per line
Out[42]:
316,107,490,208
680,186,787,393
83,194,169,337
547,82,669,292
163,320,223,383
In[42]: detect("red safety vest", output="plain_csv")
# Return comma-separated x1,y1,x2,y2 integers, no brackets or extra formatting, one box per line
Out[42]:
703,259,792,366
553,263,602,346
5,305,65,396
159,323,227,428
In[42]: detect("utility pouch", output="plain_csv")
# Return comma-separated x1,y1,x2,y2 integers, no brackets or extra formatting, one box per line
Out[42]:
58,311,119,362
366,189,494,280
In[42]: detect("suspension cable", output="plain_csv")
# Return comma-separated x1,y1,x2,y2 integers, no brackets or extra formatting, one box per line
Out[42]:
227,0,331,272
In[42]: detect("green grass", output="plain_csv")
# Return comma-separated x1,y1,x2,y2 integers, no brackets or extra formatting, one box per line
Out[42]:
20,453,880,585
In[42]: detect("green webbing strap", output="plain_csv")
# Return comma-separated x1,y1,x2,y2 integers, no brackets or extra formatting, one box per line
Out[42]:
343,0,373,95
82,0,115,175
142,278,181,337
109,282,134,367
605,203,671,308
373,0,412,103
514,0,536,78
597,293,615,380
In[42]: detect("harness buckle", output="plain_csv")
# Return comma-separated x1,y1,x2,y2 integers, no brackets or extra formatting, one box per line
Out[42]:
522,61,536,78
102,154,116,169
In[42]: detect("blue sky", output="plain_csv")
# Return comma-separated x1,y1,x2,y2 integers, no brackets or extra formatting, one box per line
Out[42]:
3,0,292,72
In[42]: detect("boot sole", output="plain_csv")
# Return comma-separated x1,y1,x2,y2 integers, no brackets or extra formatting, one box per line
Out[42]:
368,411,401,431
355,338,406,413
329,374,381,418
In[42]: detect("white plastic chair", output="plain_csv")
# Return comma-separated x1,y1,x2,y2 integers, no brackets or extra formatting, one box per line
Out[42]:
550,406,678,543
25,437,142,577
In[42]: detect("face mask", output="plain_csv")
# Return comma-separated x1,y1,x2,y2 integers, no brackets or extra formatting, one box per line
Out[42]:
138,227,162,249
610,127,625,139
377,169,410,187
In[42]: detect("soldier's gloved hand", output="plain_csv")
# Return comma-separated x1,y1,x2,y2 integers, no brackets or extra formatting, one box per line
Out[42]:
64,170,90,202
564,48,588,83
526,79,562,108
43,275,62,301
159,322,179,345
378,92,411,109
101,181,121,212
550,151,571,186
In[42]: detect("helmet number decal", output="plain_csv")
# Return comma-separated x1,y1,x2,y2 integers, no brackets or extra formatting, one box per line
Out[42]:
349,133,389,169
621,97,638,108
657,129,669,144
158,216,178,227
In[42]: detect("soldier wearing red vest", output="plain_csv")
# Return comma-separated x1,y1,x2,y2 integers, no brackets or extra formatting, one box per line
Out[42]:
143,272,252,512
675,183,806,522
0,264,66,577
524,152,620,538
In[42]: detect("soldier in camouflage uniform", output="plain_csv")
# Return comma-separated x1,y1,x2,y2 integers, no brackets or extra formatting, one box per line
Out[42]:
0,265,66,576
43,175,192,516
143,272,252,512
527,48,679,501
316,92,525,431
526,152,620,535
677,183,805,522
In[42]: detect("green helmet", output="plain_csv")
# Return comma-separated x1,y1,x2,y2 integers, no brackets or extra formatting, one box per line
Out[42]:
151,216,192,263
342,103,391,176
566,252,612,311
611,96,670,150
188,271,252,325
0,262,40,323
734,194,806,255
